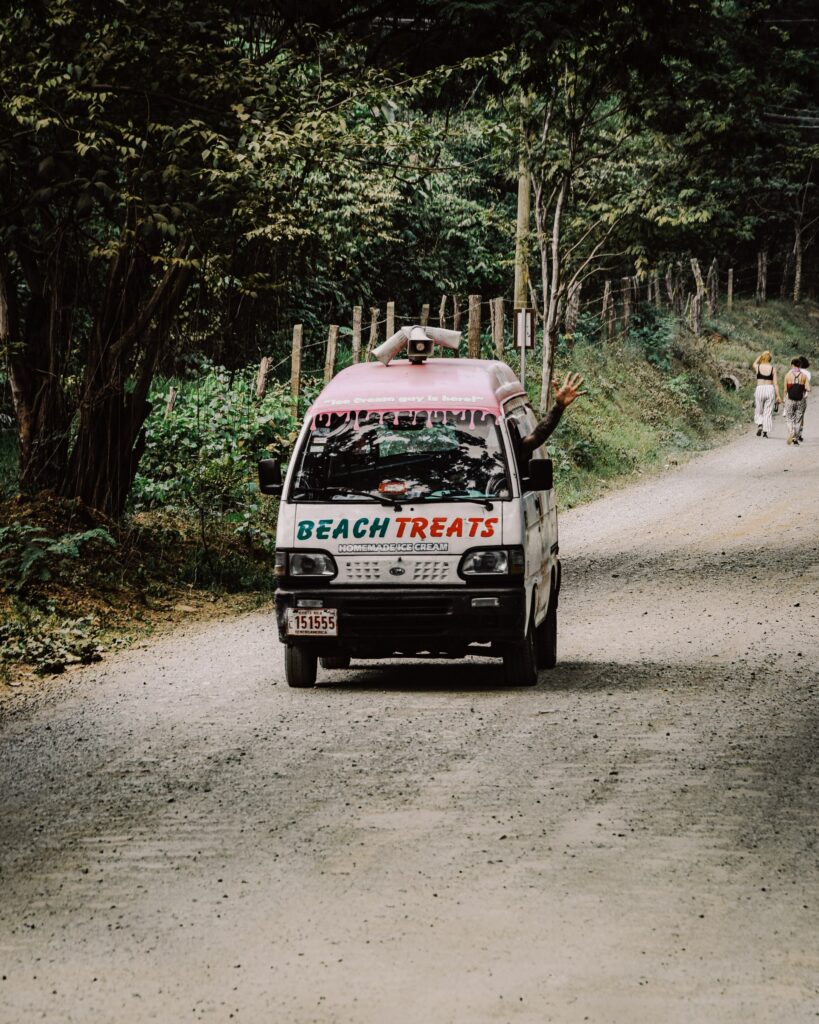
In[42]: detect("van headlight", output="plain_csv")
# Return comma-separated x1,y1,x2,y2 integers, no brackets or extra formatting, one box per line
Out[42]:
458,547,524,578
275,550,337,579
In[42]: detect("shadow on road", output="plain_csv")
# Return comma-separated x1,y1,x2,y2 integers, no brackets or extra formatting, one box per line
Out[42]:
318,658,707,693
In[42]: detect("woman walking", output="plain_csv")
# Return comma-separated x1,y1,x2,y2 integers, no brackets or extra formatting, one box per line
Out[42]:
752,351,780,438
784,358,809,445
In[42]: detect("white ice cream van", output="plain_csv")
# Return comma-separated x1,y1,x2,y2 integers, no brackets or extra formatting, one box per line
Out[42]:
258,325,560,687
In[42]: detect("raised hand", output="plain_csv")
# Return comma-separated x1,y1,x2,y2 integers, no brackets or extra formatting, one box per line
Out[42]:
551,371,588,408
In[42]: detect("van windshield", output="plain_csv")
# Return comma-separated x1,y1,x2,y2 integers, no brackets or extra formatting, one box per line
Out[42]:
289,412,510,502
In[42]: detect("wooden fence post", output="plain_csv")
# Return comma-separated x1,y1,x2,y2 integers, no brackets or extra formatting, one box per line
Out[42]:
452,294,461,332
690,258,705,334
352,306,362,363
438,295,447,328
366,306,379,360
254,358,270,400
706,258,718,316
602,280,614,342
727,268,734,310
165,386,178,417
621,277,631,336
324,324,338,383
420,303,430,327
290,324,302,413
467,294,481,359
492,297,504,359
386,301,395,339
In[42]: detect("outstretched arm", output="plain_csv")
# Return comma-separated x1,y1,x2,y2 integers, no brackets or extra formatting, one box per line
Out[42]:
520,372,587,455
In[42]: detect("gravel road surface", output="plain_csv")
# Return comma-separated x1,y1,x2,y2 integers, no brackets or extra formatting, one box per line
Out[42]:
1,427,818,1023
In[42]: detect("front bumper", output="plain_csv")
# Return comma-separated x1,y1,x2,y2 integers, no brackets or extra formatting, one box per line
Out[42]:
274,586,526,658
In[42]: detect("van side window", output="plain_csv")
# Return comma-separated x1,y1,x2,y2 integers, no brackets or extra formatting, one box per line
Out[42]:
507,404,547,465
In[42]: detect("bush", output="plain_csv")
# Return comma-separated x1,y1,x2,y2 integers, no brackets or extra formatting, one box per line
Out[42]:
0,522,116,593
0,428,16,499
132,361,301,514
629,307,676,371
0,601,103,675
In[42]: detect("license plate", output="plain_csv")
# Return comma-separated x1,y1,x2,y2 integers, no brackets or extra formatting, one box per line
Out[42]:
286,608,338,636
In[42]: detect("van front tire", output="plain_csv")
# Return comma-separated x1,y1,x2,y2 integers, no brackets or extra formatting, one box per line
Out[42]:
535,596,557,670
285,645,317,688
502,613,538,686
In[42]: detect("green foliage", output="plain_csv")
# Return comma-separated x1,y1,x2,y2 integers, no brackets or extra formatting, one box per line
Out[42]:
132,363,298,512
0,429,16,498
0,601,103,675
0,523,115,592
628,308,677,371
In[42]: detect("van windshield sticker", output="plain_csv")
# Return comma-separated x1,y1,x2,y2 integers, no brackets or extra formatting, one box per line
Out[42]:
308,405,495,432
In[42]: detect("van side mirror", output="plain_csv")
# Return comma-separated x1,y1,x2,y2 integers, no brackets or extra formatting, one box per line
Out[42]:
258,458,283,496
525,457,553,492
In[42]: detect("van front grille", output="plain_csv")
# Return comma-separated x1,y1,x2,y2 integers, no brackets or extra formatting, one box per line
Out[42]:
340,595,454,636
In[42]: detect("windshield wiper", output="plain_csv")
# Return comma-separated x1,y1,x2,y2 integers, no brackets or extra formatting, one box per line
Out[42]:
292,486,403,509
415,491,496,511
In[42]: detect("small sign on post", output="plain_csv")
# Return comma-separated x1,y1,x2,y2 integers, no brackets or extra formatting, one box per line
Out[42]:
513,307,536,349
513,307,535,387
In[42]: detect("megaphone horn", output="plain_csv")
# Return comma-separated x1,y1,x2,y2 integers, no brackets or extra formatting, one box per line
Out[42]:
424,327,462,350
373,328,409,366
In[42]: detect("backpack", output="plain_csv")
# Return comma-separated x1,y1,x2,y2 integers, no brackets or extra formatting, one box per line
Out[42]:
787,372,805,401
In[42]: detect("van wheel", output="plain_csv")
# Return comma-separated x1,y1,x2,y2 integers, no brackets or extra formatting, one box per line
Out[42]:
535,594,558,669
320,655,350,670
285,646,317,688
502,612,538,686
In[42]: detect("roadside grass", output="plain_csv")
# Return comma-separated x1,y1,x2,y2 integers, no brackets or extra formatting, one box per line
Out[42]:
520,304,772,508
709,299,819,373
2,298,817,680
0,493,279,683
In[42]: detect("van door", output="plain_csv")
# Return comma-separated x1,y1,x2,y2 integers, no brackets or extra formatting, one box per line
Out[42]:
505,403,548,622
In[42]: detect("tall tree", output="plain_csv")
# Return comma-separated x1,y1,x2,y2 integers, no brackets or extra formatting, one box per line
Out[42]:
0,1,402,514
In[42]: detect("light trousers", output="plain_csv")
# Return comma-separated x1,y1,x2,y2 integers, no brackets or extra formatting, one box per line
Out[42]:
754,384,775,435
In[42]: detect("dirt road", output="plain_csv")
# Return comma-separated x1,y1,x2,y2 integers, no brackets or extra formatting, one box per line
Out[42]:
1,427,818,1023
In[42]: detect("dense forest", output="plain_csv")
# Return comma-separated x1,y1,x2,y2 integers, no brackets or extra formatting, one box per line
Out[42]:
1,1,818,671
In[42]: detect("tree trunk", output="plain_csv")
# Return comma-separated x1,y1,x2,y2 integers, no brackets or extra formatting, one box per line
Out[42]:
4,265,72,493
564,281,581,336
59,386,152,516
665,266,675,310
539,176,569,413
793,225,803,303
756,249,768,304
780,250,792,300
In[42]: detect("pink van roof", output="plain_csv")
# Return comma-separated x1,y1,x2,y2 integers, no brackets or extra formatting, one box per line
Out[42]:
308,358,526,421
